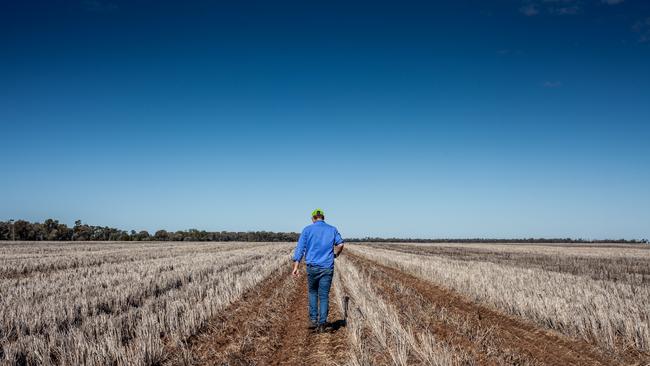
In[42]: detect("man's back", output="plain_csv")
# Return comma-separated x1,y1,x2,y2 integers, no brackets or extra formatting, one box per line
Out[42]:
293,220,343,269
292,209,344,330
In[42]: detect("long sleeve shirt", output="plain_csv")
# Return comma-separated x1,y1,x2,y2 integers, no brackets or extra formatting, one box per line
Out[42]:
292,220,344,269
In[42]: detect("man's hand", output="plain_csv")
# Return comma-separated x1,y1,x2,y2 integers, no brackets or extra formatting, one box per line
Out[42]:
292,261,300,277
334,244,344,258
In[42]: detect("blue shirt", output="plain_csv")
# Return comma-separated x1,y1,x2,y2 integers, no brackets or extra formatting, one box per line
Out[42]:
292,220,344,268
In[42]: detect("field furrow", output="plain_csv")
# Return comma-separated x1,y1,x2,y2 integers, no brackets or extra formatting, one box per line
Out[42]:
0,242,268,279
173,267,349,365
267,277,348,366
0,242,293,366
350,244,650,358
347,252,624,365
364,243,650,285
334,254,458,365
3,241,648,366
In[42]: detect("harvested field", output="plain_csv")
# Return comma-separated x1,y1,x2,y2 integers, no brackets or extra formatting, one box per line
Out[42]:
2,241,649,365
0,241,293,365
363,243,650,284
348,243,650,364
170,266,349,365
344,253,622,365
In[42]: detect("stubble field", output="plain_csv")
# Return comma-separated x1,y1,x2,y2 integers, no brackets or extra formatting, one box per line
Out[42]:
1,241,649,365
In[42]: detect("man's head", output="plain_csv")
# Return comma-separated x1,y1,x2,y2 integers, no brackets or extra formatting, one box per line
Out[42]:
311,208,325,222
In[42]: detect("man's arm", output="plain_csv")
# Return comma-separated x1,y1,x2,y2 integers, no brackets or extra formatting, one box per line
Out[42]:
333,229,344,258
292,229,308,276
334,243,344,257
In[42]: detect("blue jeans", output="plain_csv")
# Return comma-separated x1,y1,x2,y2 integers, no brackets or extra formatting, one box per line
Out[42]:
306,265,334,325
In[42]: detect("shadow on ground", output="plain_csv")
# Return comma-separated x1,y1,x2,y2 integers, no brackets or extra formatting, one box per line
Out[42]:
316,319,346,333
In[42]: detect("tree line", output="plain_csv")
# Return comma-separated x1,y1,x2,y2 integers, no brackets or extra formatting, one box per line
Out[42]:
346,237,649,244
0,219,299,242
1,219,647,243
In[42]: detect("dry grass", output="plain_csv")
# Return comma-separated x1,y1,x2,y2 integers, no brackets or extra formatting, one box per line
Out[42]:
334,255,457,365
351,243,650,356
3,241,648,365
364,242,650,284
0,241,292,365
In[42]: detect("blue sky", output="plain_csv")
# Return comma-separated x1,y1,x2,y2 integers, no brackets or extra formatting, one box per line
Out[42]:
1,0,649,239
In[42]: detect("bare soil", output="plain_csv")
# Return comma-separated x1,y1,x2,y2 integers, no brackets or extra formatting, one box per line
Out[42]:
168,266,349,365
365,243,650,285
348,252,641,366
164,251,648,365
267,273,348,366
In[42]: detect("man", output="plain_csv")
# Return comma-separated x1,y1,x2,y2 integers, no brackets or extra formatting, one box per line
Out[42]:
292,208,344,332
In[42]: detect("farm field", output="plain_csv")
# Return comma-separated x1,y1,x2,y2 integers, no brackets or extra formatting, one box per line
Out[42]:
1,241,649,365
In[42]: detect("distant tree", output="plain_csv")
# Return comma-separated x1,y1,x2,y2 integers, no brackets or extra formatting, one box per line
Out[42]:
13,220,33,240
73,220,92,241
43,219,59,240
171,231,184,241
5,218,645,244
133,230,151,241
0,222,8,240
154,230,170,241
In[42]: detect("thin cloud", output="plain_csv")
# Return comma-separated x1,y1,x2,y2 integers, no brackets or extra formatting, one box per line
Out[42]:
520,4,540,16
550,5,581,15
542,81,563,88
633,17,650,43
520,0,623,17
496,49,524,56
520,0,582,17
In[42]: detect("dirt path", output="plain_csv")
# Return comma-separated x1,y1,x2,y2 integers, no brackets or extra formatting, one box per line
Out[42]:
348,253,634,366
168,266,348,365
268,274,349,365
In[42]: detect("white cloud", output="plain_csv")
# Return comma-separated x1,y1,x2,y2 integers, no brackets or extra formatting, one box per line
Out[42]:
550,5,580,15
519,0,623,18
520,0,582,17
602,0,624,4
520,4,540,16
542,81,563,88
496,49,524,56
633,18,650,43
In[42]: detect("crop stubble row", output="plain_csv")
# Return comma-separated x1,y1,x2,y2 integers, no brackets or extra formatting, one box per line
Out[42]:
349,244,650,361
0,242,292,365
2,241,648,366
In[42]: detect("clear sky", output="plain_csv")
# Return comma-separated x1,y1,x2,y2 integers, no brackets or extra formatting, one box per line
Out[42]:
1,0,649,239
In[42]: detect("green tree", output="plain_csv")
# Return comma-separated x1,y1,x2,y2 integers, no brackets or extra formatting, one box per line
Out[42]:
154,230,170,241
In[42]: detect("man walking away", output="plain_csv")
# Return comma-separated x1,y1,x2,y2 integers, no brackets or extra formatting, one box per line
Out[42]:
292,209,344,332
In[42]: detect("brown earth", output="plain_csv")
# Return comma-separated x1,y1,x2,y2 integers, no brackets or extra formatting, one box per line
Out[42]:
348,252,643,366
1,243,271,280
363,243,650,285
267,273,348,366
167,266,348,365
164,252,647,365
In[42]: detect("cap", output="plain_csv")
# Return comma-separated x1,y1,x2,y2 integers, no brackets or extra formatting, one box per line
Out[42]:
311,208,325,217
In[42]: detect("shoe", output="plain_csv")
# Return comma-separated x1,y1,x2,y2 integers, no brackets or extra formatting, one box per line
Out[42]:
316,323,328,333
308,320,318,330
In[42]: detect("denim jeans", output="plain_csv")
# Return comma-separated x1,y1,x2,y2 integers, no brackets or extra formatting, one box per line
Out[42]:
306,264,334,325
